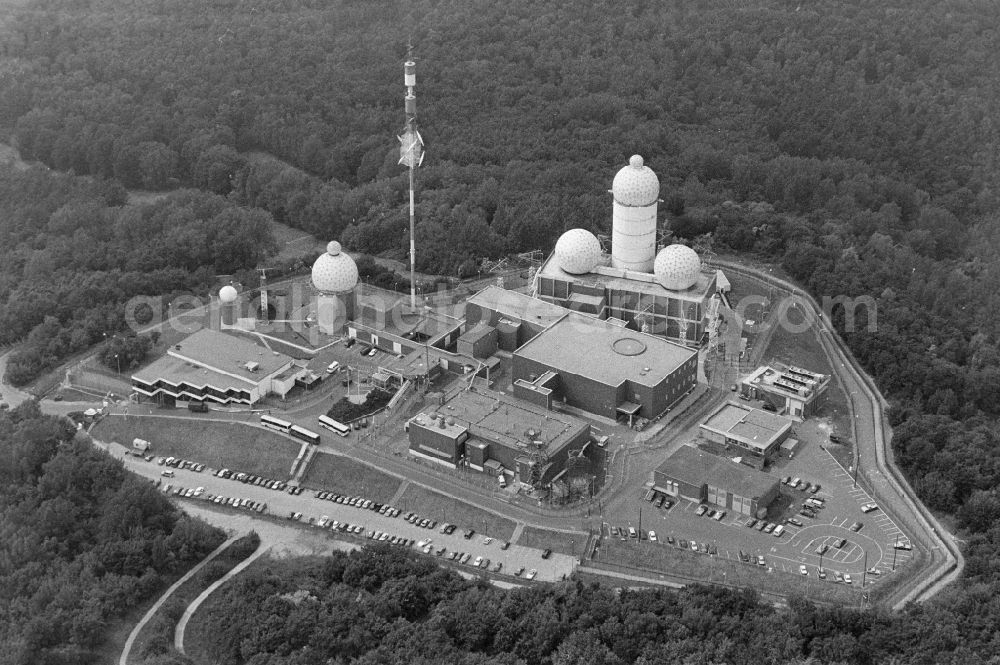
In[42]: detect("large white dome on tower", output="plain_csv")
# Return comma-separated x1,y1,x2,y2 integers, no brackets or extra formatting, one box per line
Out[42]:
612,155,660,207
219,285,238,303
654,244,702,290
312,241,359,294
554,229,602,275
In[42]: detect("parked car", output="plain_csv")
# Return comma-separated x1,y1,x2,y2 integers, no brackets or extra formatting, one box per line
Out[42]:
850,521,863,532
541,549,553,559
696,505,708,517
799,565,808,576
648,531,657,542
526,569,537,580
861,502,879,513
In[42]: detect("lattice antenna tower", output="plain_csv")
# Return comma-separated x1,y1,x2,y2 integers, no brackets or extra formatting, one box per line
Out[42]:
398,43,425,310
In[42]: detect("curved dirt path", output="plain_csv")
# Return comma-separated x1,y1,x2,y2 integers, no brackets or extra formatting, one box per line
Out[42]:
175,541,270,655
119,535,239,665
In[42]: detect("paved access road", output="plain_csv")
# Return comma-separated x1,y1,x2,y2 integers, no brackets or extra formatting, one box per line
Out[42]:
117,445,575,582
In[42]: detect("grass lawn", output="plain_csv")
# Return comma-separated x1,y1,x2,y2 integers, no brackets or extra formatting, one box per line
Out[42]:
595,538,862,606
395,484,516,540
517,526,586,556
301,452,403,503
92,415,301,479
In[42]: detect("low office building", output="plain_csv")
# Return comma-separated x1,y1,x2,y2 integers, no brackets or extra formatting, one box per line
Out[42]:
652,445,780,517
740,364,830,418
131,329,296,405
698,402,793,460
512,313,698,422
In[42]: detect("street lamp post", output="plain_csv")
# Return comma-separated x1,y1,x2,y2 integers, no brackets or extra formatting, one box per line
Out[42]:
114,354,121,376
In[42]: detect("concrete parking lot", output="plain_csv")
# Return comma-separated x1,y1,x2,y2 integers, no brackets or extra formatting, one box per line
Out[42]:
118,447,576,582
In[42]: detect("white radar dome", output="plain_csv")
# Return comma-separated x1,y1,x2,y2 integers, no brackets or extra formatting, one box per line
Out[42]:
654,244,702,290
219,285,238,303
612,155,660,207
312,241,359,293
554,229,602,275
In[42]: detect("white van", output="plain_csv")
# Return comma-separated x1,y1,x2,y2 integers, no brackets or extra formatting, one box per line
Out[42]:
773,524,785,537
326,361,341,374
498,475,507,488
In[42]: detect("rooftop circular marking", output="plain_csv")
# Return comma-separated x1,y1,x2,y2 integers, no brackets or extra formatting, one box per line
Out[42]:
612,337,647,356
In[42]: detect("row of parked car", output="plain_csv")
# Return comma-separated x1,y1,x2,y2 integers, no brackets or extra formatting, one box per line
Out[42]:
743,518,786,536
216,468,292,492
289,502,540,579
159,456,204,472
783,476,821,494
163,482,268,513
609,525,719,555
644,490,675,510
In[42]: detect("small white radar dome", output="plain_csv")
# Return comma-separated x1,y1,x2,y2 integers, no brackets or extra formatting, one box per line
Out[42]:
219,285,238,303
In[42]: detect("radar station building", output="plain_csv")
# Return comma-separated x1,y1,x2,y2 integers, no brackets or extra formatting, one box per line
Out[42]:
512,313,698,423
533,156,726,347
406,389,591,488
131,329,297,406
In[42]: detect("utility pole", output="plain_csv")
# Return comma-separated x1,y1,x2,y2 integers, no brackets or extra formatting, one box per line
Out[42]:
862,550,868,588
892,534,899,571
398,49,425,311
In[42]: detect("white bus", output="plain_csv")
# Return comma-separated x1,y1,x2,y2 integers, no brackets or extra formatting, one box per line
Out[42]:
289,424,321,445
260,414,292,432
318,415,350,437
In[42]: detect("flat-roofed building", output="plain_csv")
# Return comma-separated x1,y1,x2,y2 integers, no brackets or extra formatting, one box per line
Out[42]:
740,364,830,419
465,285,570,351
131,329,295,405
406,412,470,468
652,445,780,517
699,402,793,460
405,388,591,487
512,313,698,422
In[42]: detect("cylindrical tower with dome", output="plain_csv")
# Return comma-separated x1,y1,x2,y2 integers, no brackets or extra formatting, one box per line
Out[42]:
218,284,239,327
312,241,359,334
611,155,659,272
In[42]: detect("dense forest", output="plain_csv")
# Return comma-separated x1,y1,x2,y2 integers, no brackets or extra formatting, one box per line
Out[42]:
2,0,1000,660
193,545,999,665
0,166,277,385
0,400,224,665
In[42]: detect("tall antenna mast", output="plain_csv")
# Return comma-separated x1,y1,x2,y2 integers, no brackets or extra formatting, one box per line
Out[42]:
398,44,425,311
